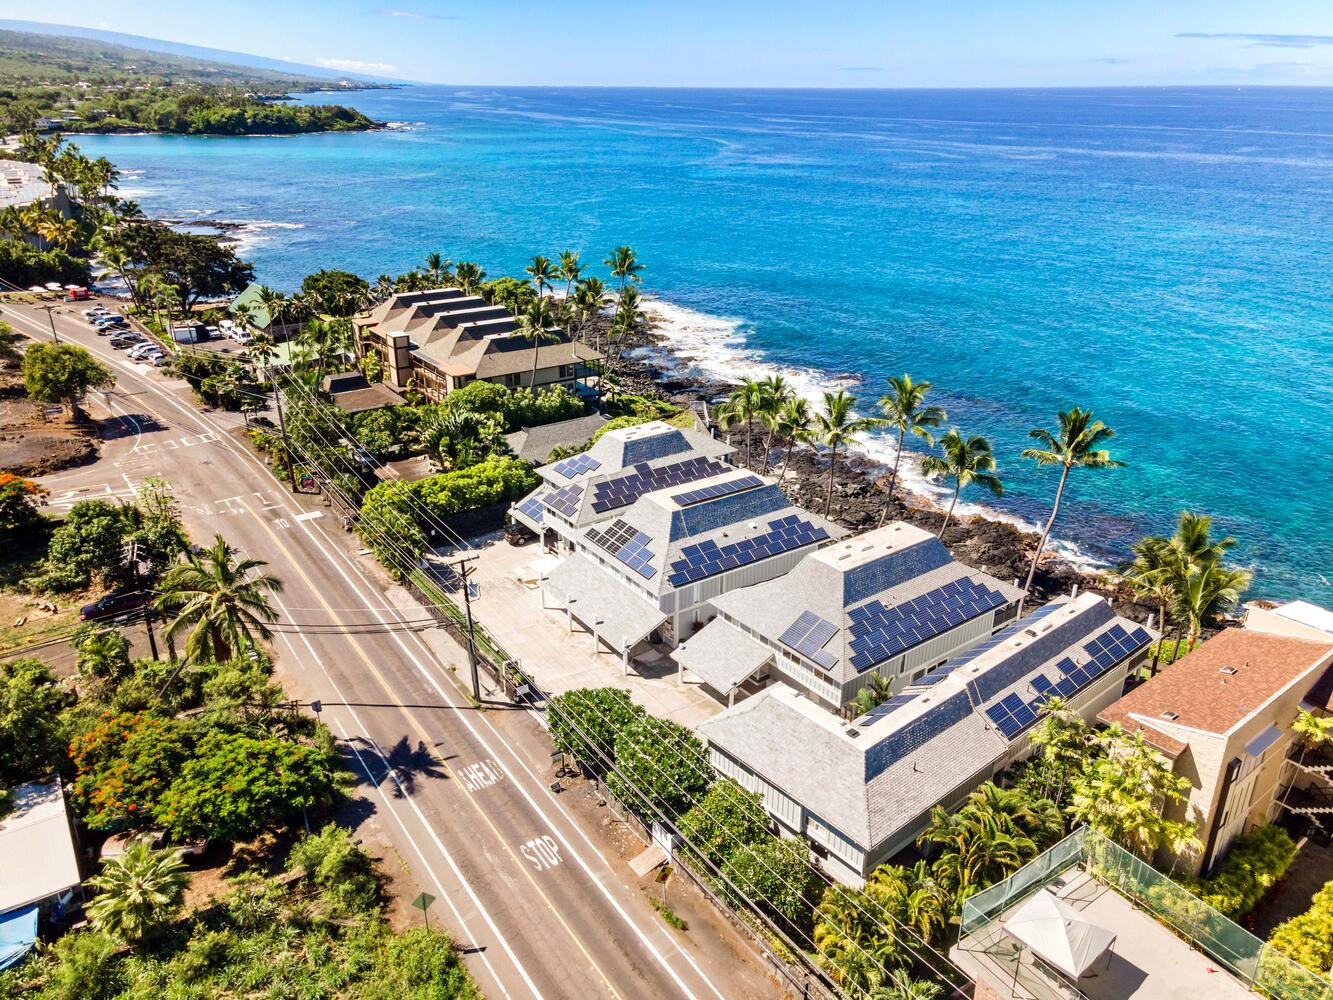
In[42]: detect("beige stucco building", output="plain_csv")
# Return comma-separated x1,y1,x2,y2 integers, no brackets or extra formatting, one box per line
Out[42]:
1099,608,1333,876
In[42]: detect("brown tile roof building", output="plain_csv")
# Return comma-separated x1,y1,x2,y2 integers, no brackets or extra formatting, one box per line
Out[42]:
1099,629,1333,750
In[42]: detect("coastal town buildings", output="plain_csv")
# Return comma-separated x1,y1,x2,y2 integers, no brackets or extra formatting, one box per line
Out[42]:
0,160,71,245
698,592,1152,884
675,522,1025,710
539,462,844,665
352,287,601,401
509,419,735,550
1098,606,1333,876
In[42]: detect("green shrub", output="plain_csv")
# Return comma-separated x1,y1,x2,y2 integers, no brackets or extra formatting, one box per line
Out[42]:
0,239,91,287
1186,825,1296,920
676,779,771,871
1267,880,1333,976
607,715,712,819
720,837,821,940
547,687,641,771
411,455,538,516
38,930,125,1000
287,823,380,916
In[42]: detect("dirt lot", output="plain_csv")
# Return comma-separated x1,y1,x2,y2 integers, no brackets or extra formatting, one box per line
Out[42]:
0,378,98,476
0,589,83,656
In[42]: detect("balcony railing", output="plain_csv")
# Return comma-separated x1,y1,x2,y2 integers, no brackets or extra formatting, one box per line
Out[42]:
959,827,1333,1000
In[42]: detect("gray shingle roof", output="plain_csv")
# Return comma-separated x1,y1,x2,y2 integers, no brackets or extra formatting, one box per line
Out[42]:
675,619,774,695
573,469,845,597
543,555,666,651
505,414,608,464
700,593,1149,850
709,522,1024,685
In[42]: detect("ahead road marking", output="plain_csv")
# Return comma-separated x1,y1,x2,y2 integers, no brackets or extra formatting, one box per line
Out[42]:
459,758,505,792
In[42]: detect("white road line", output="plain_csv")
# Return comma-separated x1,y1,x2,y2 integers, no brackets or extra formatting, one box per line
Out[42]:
294,511,324,522
6,307,723,1000
268,578,542,1000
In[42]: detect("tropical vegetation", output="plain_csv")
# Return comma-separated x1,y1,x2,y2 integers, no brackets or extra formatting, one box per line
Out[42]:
918,429,1003,536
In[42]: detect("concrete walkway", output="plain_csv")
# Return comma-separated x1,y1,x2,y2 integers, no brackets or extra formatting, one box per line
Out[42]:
432,532,724,729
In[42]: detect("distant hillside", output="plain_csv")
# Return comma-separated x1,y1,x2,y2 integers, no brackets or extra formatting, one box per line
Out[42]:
0,26,369,90
0,28,383,136
0,19,400,84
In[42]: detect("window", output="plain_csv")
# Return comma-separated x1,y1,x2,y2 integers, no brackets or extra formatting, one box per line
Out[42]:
560,364,576,379
503,373,520,388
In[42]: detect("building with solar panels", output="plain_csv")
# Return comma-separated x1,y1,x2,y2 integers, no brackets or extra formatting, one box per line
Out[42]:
698,592,1154,884
539,465,845,666
508,420,735,550
674,521,1025,711
352,287,602,401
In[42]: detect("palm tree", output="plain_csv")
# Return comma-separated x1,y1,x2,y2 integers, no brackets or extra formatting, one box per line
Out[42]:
918,430,1003,537
756,375,795,472
813,882,902,991
423,252,451,286
870,968,945,1000
154,533,283,663
1293,708,1333,754
1178,560,1251,646
371,274,395,303
771,396,814,485
571,276,609,346
256,285,288,340
525,254,557,301
516,297,562,389
607,283,646,385
1020,408,1125,604
604,245,645,299
421,408,502,469
876,374,946,525
558,250,582,302
1116,536,1178,675
86,839,188,943
454,261,487,295
719,379,767,469
814,390,883,517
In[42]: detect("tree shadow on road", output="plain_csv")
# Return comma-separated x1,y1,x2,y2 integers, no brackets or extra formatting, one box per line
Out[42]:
344,734,448,799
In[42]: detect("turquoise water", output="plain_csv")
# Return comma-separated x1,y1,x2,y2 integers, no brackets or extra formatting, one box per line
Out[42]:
76,87,1333,601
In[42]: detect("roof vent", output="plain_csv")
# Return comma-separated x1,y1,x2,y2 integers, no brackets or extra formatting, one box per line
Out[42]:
1219,666,1238,676
1160,711,1180,721
846,727,860,739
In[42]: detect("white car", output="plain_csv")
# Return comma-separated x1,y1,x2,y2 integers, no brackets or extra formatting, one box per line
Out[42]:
231,330,253,345
127,343,160,360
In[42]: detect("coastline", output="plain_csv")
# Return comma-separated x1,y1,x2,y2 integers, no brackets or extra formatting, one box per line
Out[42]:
608,299,1134,614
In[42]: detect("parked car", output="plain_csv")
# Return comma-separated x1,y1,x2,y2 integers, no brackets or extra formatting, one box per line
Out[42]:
81,307,108,319
80,590,148,621
504,522,537,546
128,343,162,360
109,334,145,350
231,330,253,345
152,354,171,367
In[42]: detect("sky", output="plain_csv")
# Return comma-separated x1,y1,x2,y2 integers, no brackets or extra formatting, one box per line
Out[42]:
20,1,1333,87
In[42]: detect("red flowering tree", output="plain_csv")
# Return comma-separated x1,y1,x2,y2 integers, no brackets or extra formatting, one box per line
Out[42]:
69,712,193,831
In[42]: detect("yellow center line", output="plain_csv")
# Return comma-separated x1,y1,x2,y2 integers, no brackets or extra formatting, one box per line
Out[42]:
237,500,626,1000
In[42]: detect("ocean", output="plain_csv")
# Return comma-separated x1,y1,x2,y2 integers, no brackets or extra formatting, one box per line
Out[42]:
74,86,1333,602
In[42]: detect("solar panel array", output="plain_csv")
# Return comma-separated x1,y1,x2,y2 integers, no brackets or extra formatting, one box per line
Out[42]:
551,453,602,480
984,622,1152,739
621,430,690,465
848,577,1009,673
943,600,1066,676
842,538,954,607
514,493,548,525
590,457,732,514
586,519,658,580
857,692,918,727
778,611,839,670
672,474,763,508
666,515,830,588
864,690,972,780
542,483,585,518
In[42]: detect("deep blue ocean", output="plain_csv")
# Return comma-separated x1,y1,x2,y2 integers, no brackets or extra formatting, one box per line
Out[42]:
74,86,1333,602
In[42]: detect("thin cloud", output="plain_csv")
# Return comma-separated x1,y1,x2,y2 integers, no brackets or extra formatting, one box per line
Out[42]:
839,66,886,72
315,57,397,73
1176,32,1333,49
373,7,461,20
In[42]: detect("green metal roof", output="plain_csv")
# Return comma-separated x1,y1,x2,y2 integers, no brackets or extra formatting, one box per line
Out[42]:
229,282,274,329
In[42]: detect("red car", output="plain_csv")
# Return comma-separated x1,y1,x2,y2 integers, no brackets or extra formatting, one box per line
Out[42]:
80,591,148,621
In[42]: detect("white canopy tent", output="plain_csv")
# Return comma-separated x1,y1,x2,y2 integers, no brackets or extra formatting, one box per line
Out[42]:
1002,890,1116,981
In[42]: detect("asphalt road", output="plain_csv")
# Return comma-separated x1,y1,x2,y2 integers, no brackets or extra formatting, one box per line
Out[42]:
3,299,780,1000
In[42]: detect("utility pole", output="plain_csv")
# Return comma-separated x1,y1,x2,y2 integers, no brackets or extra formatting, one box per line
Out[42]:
454,555,481,701
42,304,60,343
267,365,298,493
124,541,159,660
